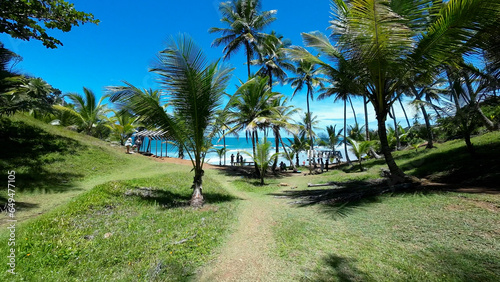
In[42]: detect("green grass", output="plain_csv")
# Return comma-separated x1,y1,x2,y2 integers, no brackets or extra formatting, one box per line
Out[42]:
271,190,500,281
0,114,185,225
0,173,238,281
264,131,500,281
1,114,499,281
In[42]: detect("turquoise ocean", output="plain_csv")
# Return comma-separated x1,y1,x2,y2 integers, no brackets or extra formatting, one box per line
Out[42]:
138,136,355,166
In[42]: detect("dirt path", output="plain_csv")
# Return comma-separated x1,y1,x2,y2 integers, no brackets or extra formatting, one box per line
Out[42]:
197,186,288,281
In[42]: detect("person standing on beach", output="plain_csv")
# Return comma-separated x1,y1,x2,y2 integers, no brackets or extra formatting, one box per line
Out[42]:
125,137,133,154
236,152,240,165
231,154,235,166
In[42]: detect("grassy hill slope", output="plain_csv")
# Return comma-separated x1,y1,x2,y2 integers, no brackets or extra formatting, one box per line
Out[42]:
0,114,190,225
0,114,239,280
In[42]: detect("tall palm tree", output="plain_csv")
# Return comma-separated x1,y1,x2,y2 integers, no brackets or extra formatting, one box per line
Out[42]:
109,35,232,207
288,0,500,181
316,57,363,164
209,0,277,77
443,62,499,154
268,96,299,171
213,110,236,166
298,112,320,144
226,75,278,175
63,87,109,135
287,56,325,165
405,75,447,149
252,32,293,89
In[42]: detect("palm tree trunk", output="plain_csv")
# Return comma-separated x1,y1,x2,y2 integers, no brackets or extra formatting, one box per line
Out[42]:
272,127,279,171
223,130,226,165
348,96,358,125
420,105,434,149
279,133,297,172
392,105,401,150
377,116,406,181
364,94,369,141
190,168,204,207
343,99,351,164
398,96,411,128
245,41,251,78
475,105,498,131
306,88,315,168
252,130,261,177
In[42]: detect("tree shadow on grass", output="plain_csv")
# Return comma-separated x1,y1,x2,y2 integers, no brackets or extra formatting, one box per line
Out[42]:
270,179,435,218
121,186,238,209
303,254,368,282
399,142,500,189
423,246,500,281
305,247,499,281
0,118,85,193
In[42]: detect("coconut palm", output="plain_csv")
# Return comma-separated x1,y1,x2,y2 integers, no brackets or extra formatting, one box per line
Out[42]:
318,125,343,163
226,75,278,176
61,87,109,135
287,0,500,181
287,55,326,163
268,96,299,171
105,109,138,145
316,57,363,164
109,35,232,207
213,109,236,165
252,32,293,89
443,62,499,154
209,0,277,77
243,137,279,185
347,137,375,171
405,75,447,149
214,147,227,166
288,133,309,167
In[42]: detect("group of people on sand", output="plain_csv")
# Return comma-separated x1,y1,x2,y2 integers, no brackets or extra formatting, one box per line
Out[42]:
230,152,244,166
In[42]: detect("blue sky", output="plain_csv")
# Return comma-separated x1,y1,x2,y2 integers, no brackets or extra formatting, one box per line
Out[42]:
0,0,418,136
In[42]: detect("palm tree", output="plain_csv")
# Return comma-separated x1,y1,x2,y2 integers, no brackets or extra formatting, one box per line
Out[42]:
213,110,236,165
209,0,277,77
287,55,325,164
405,75,447,149
63,87,109,135
288,133,309,167
243,137,279,185
109,35,232,207
316,57,363,164
288,0,500,181
298,112,320,142
348,122,365,142
226,75,277,176
252,32,293,89
443,63,499,154
268,96,299,171
214,147,227,166
318,125,343,163
347,137,375,171
105,109,138,145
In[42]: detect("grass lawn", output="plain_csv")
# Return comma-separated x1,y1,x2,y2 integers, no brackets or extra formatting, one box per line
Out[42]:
0,173,238,281
265,132,500,281
1,115,499,280
0,114,186,225
271,190,499,281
